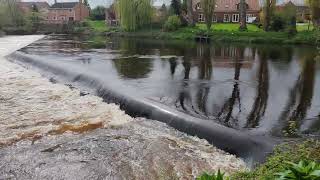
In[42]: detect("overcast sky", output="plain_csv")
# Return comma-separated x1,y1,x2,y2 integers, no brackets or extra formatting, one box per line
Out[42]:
22,0,170,8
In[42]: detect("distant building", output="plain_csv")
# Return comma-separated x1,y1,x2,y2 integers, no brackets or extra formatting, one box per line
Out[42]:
105,4,118,26
192,0,260,23
277,0,310,22
17,1,50,18
46,0,90,24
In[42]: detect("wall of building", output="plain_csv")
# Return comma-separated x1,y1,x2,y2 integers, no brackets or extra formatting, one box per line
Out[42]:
46,4,89,24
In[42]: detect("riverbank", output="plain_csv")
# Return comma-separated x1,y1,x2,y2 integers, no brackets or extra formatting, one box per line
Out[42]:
0,35,246,179
97,22,318,45
107,28,318,45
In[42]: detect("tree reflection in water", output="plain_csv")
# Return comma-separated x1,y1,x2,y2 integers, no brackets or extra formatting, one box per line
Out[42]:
195,45,213,117
276,55,316,136
246,48,269,128
217,47,243,128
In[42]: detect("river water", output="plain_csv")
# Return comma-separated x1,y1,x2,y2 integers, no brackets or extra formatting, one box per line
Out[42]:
16,35,320,138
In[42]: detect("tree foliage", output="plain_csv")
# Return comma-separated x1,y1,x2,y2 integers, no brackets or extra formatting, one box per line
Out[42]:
171,0,181,15
90,6,106,20
201,0,215,31
116,0,152,31
305,0,320,29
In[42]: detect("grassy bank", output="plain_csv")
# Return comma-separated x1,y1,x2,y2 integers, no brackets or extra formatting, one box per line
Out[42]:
231,140,320,179
104,22,318,45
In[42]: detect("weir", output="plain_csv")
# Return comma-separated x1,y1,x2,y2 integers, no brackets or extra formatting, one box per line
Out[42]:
8,51,278,165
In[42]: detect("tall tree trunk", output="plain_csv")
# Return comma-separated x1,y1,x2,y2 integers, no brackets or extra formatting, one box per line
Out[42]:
239,0,247,31
187,0,195,26
263,0,275,31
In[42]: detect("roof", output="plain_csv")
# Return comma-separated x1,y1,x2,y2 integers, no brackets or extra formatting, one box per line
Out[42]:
17,2,50,9
193,0,260,12
50,2,79,9
278,0,306,7
215,0,260,12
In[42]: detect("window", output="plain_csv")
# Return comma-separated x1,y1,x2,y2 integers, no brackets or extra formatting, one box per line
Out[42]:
223,14,230,22
199,13,204,22
69,17,74,21
53,16,56,20
246,14,253,22
212,15,217,22
232,14,239,22
195,3,201,10
225,5,229,8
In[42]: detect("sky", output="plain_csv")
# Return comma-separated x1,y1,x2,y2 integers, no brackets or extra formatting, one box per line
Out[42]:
22,0,170,8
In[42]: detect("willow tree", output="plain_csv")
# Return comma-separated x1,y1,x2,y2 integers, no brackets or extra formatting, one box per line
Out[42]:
116,0,152,31
306,0,320,29
201,0,215,31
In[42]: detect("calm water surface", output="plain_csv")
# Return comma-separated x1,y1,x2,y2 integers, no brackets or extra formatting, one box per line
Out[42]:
20,35,320,138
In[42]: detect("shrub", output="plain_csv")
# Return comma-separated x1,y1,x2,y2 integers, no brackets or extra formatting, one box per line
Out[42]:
197,170,228,180
163,15,181,31
271,15,286,32
275,160,320,180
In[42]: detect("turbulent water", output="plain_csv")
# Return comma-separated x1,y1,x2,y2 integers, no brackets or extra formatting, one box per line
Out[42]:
0,36,246,179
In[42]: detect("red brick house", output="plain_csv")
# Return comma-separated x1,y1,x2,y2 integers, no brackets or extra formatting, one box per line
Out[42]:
192,0,260,23
277,0,310,22
46,0,90,24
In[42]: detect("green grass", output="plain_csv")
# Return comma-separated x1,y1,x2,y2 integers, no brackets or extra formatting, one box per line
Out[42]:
296,23,314,32
86,20,108,33
197,23,263,32
105,23,319,45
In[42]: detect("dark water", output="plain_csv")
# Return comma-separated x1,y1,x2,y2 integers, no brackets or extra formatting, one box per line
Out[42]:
20,35,320,138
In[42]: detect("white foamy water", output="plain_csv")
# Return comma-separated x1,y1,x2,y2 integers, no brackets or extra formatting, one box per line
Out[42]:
0,36,246,179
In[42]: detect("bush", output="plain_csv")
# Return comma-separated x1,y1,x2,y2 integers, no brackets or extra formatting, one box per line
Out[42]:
271,15,286,32
163,15,181,31
275,160,320,180
232,140,320,179
197,170,228,180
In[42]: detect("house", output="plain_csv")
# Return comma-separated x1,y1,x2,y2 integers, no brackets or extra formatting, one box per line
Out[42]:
46,0,90,24
277,0,310,22
105,4,118,26
192,0,260,23
17,1,50,18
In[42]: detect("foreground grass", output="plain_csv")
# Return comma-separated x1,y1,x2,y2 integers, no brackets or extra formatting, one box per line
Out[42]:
231,140,320,180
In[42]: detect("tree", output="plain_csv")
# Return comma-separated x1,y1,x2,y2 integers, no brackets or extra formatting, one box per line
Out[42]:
306,0,320,29
116,0,152,31
90,6,106,20
83,0,90,9
201,0,215,31
187,0,195,26
239,0,247,31
262,0,276,31
171,0,181,15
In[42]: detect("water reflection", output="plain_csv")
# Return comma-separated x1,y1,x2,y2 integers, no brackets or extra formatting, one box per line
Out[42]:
246,48,269,128
20,35,320,137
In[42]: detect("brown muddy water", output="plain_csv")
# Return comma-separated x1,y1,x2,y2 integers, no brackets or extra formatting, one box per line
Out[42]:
17,35,320,138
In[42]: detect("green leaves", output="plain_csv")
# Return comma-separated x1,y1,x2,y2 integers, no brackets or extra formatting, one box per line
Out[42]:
197,169,228,180
275,160,320,180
